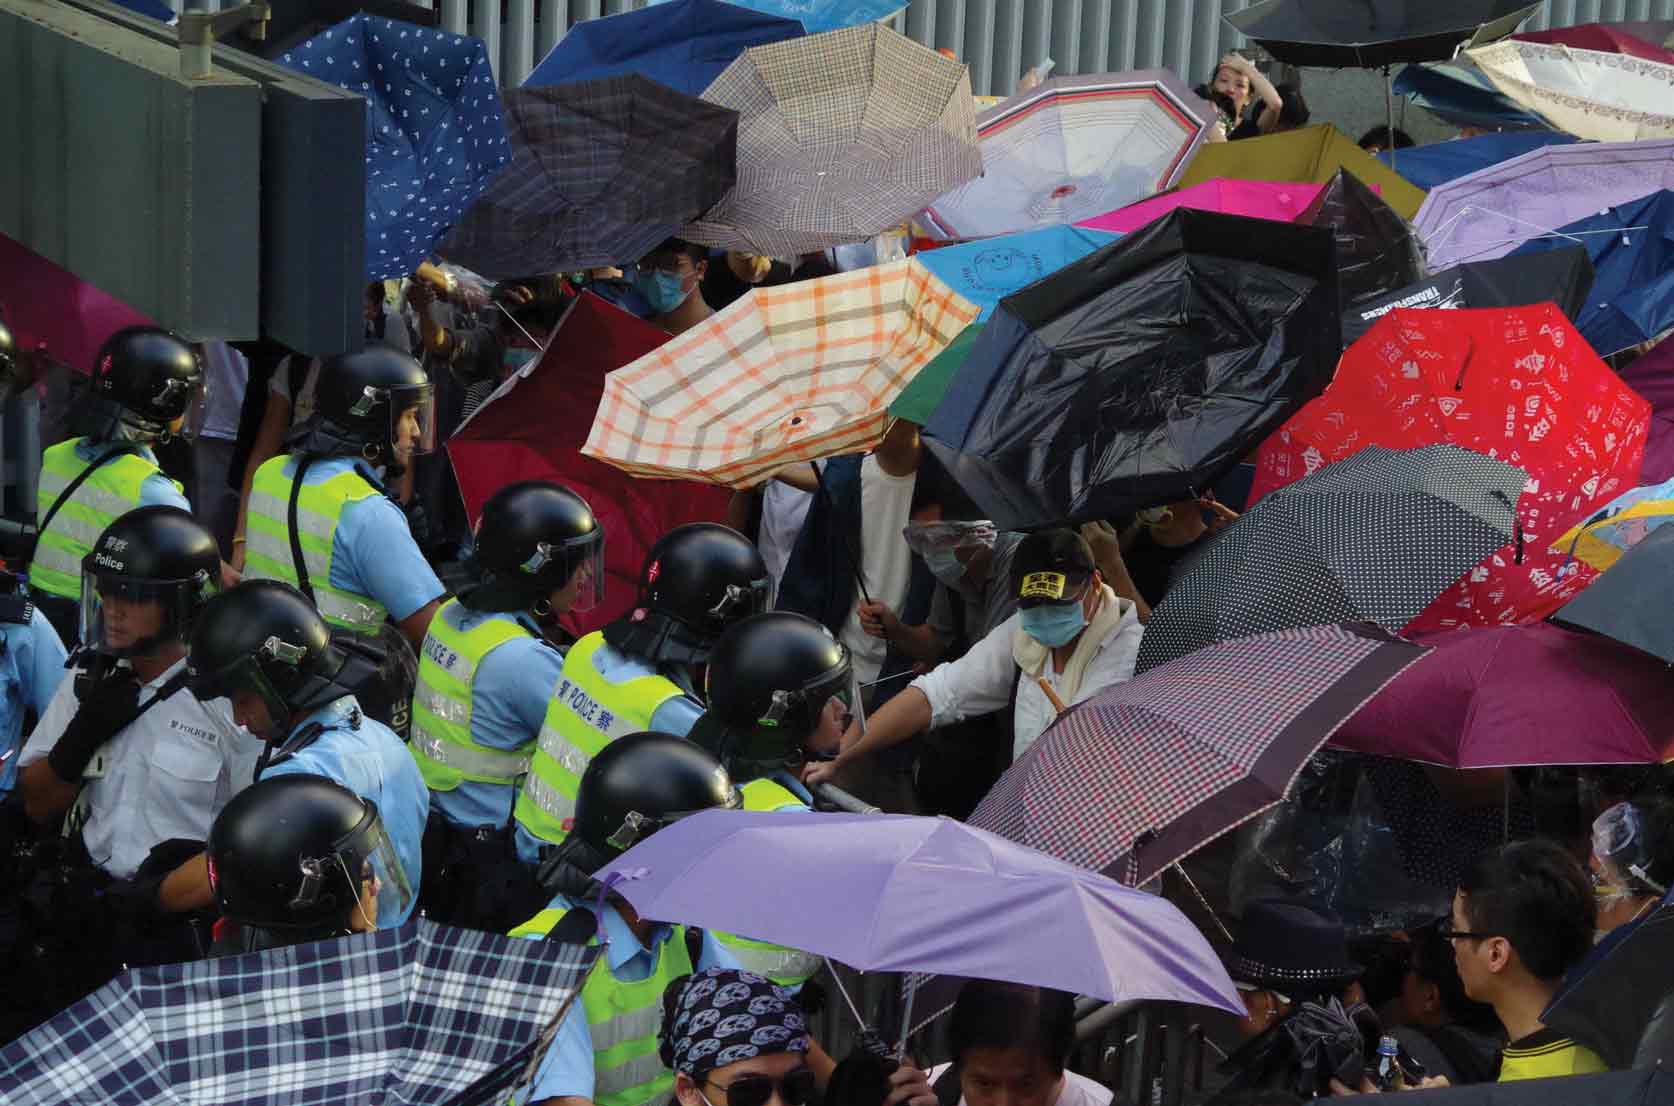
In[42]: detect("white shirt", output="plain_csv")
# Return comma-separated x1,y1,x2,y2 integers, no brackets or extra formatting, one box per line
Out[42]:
912,604,1144,759
19,657,259,879
759,477,815,590
270,357,323,425
927,1064,1112,1106
838,455,918,685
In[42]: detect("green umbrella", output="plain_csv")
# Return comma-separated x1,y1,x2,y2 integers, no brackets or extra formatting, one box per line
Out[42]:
889,323,983,425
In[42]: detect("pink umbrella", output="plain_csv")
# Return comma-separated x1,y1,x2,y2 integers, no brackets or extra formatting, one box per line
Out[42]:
1076,178,1326,234
0,234,154,374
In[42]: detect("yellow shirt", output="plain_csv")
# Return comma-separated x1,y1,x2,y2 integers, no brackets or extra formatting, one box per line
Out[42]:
1498,1028,1609,1082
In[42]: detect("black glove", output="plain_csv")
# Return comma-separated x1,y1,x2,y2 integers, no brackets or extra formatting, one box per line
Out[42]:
46,667,143,783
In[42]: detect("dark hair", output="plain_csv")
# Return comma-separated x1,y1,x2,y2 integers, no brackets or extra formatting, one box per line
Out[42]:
1273,83,1310,129
1410,921,1499,1032
647,237,709,269
1358,125,1414,150
948,981,1076,1075
1457,840,1595,981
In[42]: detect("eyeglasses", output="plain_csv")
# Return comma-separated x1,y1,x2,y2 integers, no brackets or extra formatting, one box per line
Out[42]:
1437,922,1500,943
704,1067,817,1106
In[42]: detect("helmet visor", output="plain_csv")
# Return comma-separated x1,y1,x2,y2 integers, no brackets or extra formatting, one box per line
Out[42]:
387,383,436,459
80,568,211,657
188,647,300,739
338,802,415,929
552,528,607,614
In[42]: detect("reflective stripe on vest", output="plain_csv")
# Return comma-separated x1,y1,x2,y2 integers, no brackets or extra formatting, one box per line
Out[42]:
245,456,389,633
709,779,821,986
513,632,684,848
31,439,167,600
409,599,537,790
509,906,694,1106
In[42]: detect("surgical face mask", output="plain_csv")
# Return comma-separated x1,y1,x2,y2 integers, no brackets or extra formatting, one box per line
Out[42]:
633,268,691,314
1020,600,1086,647
924,545,966,587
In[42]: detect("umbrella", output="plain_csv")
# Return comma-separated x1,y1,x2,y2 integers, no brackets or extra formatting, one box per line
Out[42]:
0,919,599,1106
449,293,732,640
1134,444,1526,675
1467,40,1674,142
1621,336,1674,486
970,623,1427,888
1331,622,1674,768
1336,1070,1674,1105
1392,60,1555,132
0,233,155,375
1222,0,1539,69
1299,169,1426,309
1556,519,1674,666
650,0,902,35
1340,245,1595,347
1414,137,1674,269
923,208,1340,531
522,0,803,97
917,71,1213,241
439,78,738,278
1250,305,1651,631
1078,178,1326,235
1512,21,1674,66
1544,891,1674,1070
1373,131,1577,191
1552,475,1674,572
595,809,1243,1015
582,258,978,488
912,225,1118,322
683,24,981,258
1508,190,1674,358
1177,125,1427,221
277,15,512,281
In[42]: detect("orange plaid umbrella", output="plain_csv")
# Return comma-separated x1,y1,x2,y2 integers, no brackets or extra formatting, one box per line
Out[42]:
583,259,978,487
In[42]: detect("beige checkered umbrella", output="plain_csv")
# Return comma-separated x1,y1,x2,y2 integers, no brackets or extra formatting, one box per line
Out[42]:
684,23,983,258
582,259,979,487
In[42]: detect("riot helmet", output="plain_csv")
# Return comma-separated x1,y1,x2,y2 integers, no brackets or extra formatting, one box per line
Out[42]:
80,326,203,443
80,506,220,658
0,315,31,404
603,524,770,666
288,347,434,471
462,480,605,616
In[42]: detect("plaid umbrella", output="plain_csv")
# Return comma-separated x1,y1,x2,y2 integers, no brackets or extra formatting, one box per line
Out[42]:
1136,445,1527,675
278,15,511,280
918,71,1213,241
441,76,739,277
684,24,982,258
970,623,1427,888
583,258,978,487
0,919,599,1106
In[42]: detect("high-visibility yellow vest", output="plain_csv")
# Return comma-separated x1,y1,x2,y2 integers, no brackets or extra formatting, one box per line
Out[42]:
510,904,694,1106
245,456,389,634
409,598,537,792
32,439,172,600
513,632,684,849
707,778,822,987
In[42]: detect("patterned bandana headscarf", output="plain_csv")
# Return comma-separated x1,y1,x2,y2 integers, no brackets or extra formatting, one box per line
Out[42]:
659,967,810,1077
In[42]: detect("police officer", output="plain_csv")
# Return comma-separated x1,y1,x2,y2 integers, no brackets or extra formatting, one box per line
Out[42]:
186,579,429,926
206,773,411,954
512,523,770,865
412,480,602,927
510,732,745,1106
31,326,201,644
240,347,444,651
0,574,70,802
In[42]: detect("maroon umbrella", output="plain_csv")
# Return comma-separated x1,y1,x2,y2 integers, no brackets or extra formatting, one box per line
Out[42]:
969,623,1426,887
1621,337,1674,486
1331,621,1674,768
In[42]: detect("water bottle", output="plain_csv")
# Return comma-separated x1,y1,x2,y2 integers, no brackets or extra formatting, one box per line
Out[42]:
1375,1035,1402,1091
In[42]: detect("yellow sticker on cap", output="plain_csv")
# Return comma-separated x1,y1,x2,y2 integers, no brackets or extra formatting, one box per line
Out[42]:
1020,571,1068,600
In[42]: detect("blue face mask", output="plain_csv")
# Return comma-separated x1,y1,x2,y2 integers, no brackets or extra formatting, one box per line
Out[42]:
1019,601,1086,648
633,268,691,314
925,546,966,588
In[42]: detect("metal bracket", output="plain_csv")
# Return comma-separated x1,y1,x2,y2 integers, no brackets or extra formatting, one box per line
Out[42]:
177,1,271,79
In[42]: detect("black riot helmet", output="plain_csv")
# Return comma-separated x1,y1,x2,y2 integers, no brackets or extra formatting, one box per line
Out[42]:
0,315,30,404
81,326,204,443
462,480,605,616
80,506,221,658
695,612,856,779
602,524,770,666
208,774,413,952
289,347,435,471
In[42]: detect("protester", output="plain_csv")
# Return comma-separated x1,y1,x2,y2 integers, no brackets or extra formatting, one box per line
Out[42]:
188,340,249,559
1120,496,1239,609
927,981,1109,1106
1589,797,1673,937
661,968,820,1106
1383,921,1502,1085
629,238,714,335
1358,126,1415,155
1198,53,1285,140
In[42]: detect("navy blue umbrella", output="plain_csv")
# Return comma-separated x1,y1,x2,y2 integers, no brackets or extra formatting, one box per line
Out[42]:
647,0,903,34
279,15,513,280
523,0,803,97
1391,61,1553,132
1374,131,1575,191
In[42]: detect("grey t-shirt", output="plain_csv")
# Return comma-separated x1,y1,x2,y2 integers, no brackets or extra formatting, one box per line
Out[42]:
926,532,1023,649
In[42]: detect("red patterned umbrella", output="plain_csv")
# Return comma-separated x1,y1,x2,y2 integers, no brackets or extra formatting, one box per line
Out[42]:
1251,305,1649,630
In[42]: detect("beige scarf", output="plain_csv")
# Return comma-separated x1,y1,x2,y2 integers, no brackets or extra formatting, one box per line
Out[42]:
1012,583,1130,705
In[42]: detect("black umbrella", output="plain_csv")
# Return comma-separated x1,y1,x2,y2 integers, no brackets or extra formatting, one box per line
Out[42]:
1223,0,1543,70
1301,169,1426,310
1337,1069,1674,1104
1555,521,1674,665
922,208,1340,532
1543,891,1674,1071
1342,246,1595,346
1135,444,1525,675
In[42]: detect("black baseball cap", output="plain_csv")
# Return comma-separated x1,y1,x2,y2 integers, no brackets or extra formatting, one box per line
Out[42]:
1012,529,1095,607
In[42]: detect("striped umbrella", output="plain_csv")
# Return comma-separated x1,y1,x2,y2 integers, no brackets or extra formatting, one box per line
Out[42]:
582,258,978,488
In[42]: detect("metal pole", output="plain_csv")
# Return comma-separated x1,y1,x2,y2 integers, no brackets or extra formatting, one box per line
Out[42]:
1384,66,1396,172
813,782,882,815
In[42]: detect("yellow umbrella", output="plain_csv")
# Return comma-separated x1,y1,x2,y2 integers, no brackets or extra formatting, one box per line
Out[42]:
1177,124,1427,220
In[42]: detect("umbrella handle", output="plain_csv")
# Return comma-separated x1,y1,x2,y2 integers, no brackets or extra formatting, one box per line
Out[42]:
1038,678,1068,715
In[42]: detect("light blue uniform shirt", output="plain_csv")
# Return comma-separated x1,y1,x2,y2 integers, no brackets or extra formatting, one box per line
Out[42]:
0,606,69,795
519,896,741,1104
513,642,704,865
73,440,191,510
275,456,444,621
262,695,430,926
428,605,564,830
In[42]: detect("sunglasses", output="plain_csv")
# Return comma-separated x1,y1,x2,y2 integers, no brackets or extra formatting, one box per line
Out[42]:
705,1067,817,1106
1437,922,1500,943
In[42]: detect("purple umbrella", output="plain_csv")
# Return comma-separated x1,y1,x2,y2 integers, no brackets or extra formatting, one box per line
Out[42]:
596,810,1242,1015
1414,137,1674,269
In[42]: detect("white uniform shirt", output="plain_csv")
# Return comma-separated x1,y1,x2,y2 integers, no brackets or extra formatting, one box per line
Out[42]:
19,657,259,879
927,1064,1112,1106
911,605,1144,759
